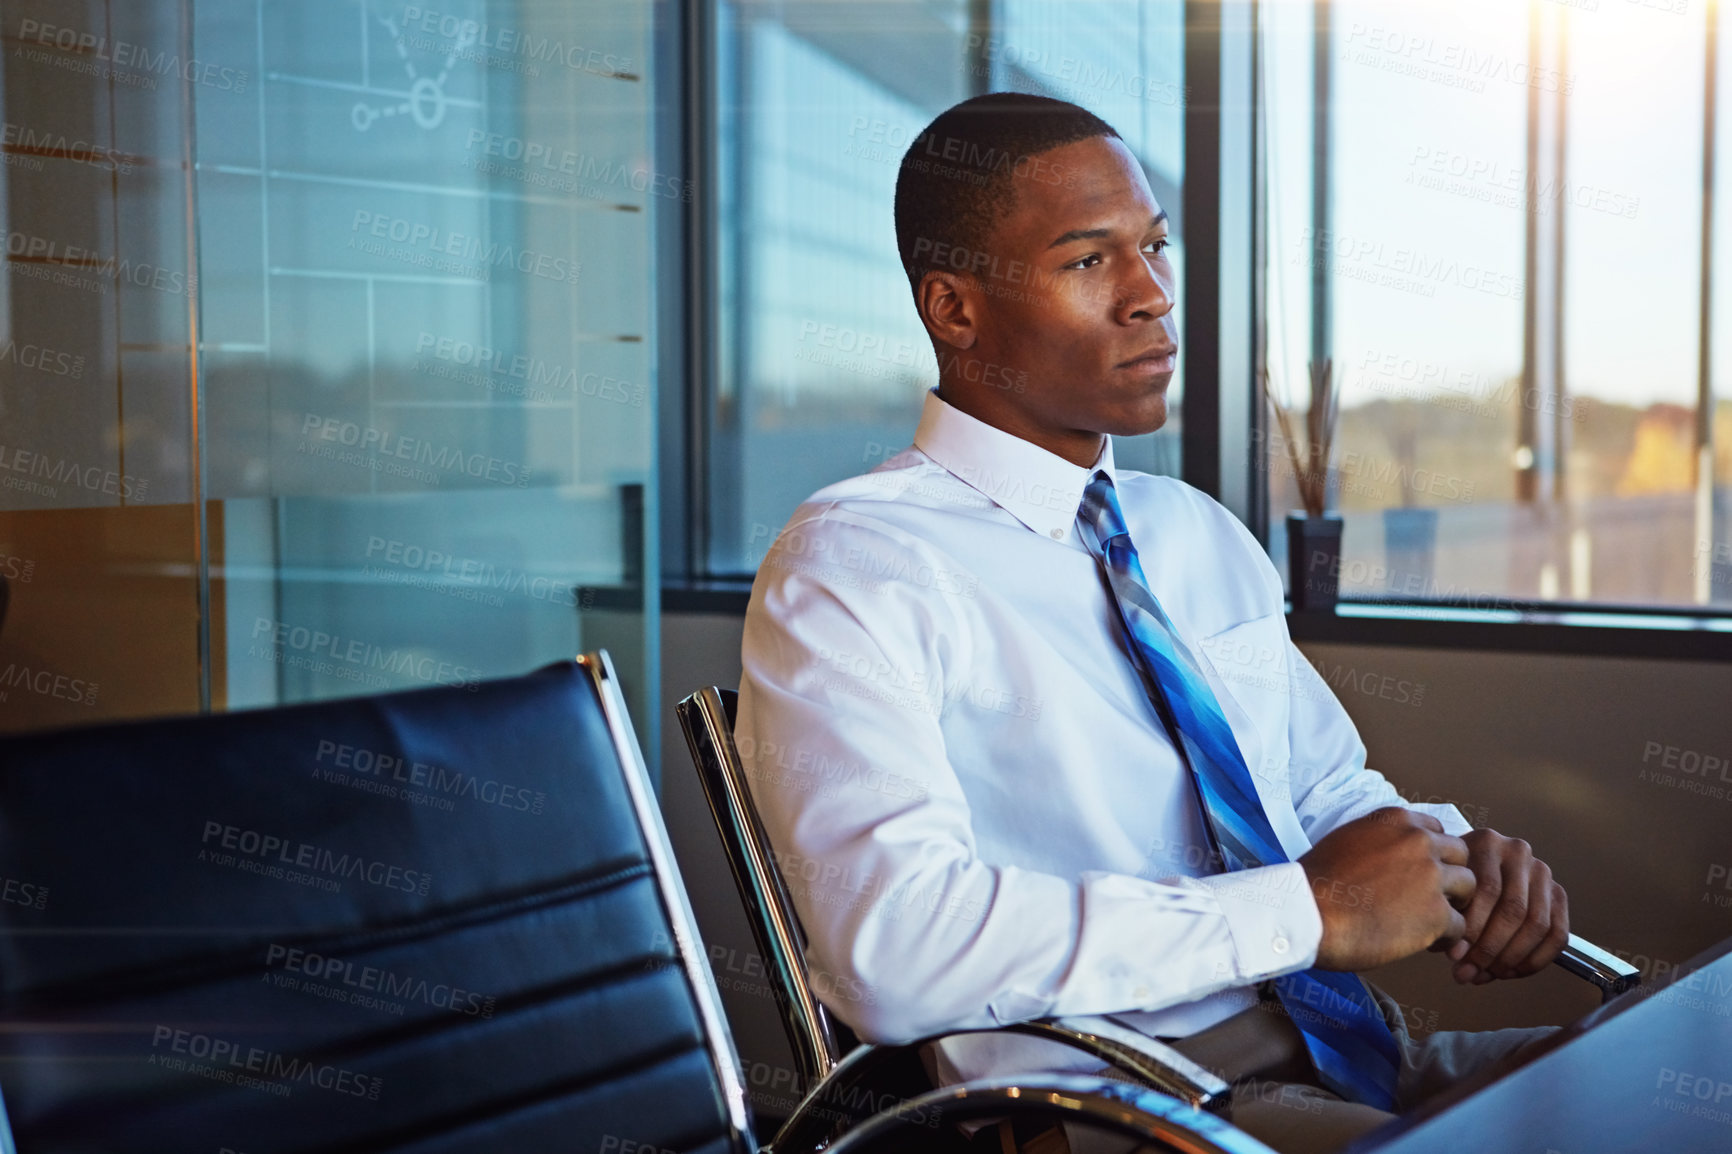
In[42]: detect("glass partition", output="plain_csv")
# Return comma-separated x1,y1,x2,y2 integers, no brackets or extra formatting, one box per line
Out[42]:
0,0,661,764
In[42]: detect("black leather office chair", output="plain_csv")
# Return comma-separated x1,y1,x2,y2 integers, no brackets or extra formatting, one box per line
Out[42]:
676,686,1643,1154
0,654,756,1153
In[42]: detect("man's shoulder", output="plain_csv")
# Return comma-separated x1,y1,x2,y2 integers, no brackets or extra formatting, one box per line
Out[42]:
1115,467,1201,507
1117,468,1256,537
1115,469,1252,541
745,450,996,620
1116,469,1285,627
775,448,996,541
804,447,993,514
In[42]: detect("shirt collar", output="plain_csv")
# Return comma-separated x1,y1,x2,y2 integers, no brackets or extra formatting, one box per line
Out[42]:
912,388,1117,544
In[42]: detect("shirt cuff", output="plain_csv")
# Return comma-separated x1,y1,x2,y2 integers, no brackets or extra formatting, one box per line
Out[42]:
1192,863,1322,982
1406,801,1474,837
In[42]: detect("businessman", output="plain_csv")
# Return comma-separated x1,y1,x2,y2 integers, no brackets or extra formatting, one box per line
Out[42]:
736,93,1569,1153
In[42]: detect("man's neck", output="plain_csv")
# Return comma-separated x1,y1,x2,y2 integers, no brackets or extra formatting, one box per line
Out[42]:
935,382,1106,469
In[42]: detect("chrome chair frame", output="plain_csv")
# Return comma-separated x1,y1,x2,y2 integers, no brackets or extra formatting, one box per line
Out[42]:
676,684,1640,1150
1552,934,1642,1001
580,655,754,1153
824,1074,1277,1154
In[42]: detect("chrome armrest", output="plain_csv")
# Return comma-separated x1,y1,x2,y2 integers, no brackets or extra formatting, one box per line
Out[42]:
776,931,1633,1121
769,1018,1230,1154
1025,1016,1230,1110
1555,933,1641,1003
819,1073,1278,1154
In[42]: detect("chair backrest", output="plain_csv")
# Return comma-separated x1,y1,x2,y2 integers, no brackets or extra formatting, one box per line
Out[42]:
0,652,751,1154
676,688,848,1091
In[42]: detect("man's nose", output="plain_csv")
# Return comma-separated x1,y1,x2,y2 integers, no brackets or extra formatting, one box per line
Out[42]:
1113,255,1174,322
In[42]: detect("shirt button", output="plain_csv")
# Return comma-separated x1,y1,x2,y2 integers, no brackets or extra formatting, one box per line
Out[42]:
1050,528,1065,540
1133,985,1151,1001
1272,936,1290,955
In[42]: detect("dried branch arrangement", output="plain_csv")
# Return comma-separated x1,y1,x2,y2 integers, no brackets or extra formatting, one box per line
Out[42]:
1260,357,1338,518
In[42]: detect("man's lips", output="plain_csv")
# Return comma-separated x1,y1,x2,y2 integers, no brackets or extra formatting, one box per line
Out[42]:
1118,346,1178,370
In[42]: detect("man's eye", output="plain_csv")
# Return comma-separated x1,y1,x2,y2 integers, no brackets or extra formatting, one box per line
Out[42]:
1144,238,1171,256
1064,253,1101,271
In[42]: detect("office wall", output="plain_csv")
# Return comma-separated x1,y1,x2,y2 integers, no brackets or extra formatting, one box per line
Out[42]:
1302,640,1732,1036
658,608,1732,1107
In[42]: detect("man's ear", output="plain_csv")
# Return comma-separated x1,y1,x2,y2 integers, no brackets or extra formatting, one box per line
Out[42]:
917,271,979,352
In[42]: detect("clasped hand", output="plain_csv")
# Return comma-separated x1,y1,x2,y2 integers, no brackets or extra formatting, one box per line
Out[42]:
1298,807,1571,983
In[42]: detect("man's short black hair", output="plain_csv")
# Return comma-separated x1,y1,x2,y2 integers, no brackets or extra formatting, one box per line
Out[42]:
893,93,1121,299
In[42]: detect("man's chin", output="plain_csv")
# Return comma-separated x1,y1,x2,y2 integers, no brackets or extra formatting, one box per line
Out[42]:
1101,392,1169,438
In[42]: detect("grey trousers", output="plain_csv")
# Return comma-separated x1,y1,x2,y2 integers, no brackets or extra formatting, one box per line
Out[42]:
1066,982,1559,1154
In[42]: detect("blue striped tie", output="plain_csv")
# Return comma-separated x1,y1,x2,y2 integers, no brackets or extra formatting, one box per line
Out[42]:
1077,471,1401,1111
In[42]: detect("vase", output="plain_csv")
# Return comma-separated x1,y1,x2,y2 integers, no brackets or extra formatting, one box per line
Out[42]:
1381,506,1439,598
1286,512,1343,613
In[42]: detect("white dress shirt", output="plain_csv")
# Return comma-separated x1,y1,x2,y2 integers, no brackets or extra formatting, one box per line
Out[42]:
736,389,1471,1086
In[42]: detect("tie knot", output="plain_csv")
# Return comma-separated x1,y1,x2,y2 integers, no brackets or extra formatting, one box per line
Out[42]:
1080,471,1130,548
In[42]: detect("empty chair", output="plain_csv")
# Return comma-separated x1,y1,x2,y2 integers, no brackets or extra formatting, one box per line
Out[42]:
0,655,749,1154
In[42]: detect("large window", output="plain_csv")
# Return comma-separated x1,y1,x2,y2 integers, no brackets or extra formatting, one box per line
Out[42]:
1264,0,1731,611
706,0,1186,575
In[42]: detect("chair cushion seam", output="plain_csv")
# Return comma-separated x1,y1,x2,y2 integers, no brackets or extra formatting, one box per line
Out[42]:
315,1035,724,1154
10,859,657,1009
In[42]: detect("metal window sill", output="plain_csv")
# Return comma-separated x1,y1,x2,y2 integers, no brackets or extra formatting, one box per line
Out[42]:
1287,600,1732,661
